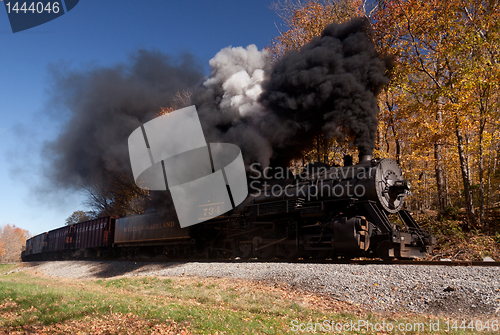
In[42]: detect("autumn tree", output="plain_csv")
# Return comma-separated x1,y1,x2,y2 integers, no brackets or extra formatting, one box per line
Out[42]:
268,0,365,59
373,0,500,225
82,170,152,218
268,0,500,227
0,224,30,263
65,210,96,225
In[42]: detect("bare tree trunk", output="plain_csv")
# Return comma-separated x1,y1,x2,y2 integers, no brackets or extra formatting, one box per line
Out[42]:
391,124,401,165
466,132,472,186
445,166,451,207
478,114,486,226
434,109,446,214
376,114,384,154
424,156,430,209
385,126,390,155
486,142,492,221
493,143,500,206
455,119,477,227
434,142,446,213
492,142,499,205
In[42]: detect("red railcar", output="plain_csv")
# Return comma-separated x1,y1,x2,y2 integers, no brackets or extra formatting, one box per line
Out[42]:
21,217,115,261
46,225,71,252
74,217,114,249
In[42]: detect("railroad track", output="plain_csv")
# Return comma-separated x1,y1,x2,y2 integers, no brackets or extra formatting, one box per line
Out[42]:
288,259,500,266
198,259,500,266
26,258,500,266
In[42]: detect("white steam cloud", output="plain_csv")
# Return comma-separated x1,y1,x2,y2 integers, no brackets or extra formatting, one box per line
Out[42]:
202,44,271,117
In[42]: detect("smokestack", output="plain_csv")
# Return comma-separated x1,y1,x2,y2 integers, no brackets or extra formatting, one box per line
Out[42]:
343,155,353,166
358,153,373,163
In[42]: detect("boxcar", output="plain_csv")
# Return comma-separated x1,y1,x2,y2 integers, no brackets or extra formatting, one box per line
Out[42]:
74,217,114,249
22,233,47,260
22,217,115,261
46,225,71,253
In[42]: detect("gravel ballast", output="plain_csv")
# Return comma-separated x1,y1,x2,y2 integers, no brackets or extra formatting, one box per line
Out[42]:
23,261,500,317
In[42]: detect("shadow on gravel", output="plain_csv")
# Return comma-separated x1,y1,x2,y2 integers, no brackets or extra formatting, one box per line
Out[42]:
92,261,187,278
425,291,496,317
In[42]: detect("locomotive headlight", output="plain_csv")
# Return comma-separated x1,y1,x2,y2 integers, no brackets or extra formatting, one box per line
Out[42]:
390,180,410,194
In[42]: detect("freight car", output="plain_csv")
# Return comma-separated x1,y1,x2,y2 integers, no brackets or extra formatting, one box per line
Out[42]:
21,154,436,261
22,217,115,261
21,213,193,261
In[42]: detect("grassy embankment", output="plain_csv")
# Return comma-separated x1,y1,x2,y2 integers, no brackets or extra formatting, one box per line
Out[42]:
413,211,500,261
0,265,496,334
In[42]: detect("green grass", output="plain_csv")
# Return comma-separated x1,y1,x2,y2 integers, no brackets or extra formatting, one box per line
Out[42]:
0,269,495,334
0,264,18,275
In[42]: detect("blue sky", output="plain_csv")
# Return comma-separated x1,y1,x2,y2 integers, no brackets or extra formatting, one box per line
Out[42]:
0,0,282,235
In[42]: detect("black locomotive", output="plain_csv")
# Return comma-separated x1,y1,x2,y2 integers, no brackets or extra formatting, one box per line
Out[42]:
21,154,435,261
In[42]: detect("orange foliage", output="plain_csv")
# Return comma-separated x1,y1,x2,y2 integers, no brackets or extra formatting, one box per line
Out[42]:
267,0,364,59
0,224,30,263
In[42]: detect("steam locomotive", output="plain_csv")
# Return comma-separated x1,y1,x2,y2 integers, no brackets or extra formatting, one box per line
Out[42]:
21,154,435,261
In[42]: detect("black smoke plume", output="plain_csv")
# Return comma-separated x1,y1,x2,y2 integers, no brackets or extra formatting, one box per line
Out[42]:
42,50,203,214
259,17,389,164
193,18,389,169
42,18,389,214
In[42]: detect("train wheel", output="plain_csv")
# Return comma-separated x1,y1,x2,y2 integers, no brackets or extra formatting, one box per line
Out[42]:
253,235,277,260
100,249,114,259
234,236,253,259
195,241,210,259
277,244,300,260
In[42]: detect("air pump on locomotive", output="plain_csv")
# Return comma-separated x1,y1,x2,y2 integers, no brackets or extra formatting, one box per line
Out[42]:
22,153,435,261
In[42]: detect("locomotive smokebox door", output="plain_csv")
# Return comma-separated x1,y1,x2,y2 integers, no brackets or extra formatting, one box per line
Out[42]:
372,159,410,213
